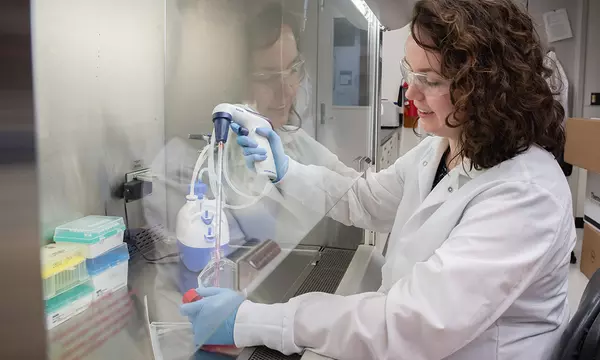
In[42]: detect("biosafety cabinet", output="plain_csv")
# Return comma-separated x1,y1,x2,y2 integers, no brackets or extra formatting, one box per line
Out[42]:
5,0,390,359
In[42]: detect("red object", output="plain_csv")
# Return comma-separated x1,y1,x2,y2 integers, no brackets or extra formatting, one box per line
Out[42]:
402,82,419,118
183,289,202,304
401,82,419,128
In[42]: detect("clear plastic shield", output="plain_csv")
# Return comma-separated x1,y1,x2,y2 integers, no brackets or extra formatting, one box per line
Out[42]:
33,0,383,359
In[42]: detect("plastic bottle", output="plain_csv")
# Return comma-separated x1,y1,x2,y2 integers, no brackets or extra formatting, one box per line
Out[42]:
176,181,230,273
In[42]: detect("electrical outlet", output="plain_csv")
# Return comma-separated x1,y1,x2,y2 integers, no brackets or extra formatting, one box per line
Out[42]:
126,168,151,183
123,168,153,202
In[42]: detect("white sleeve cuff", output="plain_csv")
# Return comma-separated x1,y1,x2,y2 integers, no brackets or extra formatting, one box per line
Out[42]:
273,157,302,185
272,158,314,209
234,300,303,355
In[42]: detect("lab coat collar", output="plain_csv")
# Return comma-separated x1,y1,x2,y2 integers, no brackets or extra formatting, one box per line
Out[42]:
417,137,484,202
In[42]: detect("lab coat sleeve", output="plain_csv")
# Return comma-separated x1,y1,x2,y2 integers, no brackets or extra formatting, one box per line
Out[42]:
326,155,365,178
234,181,570,359
291,127,363,178
275,138,427,233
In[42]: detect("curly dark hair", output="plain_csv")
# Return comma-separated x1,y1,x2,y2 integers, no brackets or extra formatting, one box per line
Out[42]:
410,0,565,170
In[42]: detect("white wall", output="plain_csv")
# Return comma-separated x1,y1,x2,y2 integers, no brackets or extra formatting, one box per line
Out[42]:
33,0,166,239
529,0,587,118
381,25,410,101
380,25,423,158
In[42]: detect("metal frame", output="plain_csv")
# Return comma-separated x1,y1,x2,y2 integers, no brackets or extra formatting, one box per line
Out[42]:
367,13,382,168
364,12,383,247
0,0,47,357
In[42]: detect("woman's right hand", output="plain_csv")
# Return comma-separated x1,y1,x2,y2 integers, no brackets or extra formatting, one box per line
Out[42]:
179,287,244,346
230,123,289,182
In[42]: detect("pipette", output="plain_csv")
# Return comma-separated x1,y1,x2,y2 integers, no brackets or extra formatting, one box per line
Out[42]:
199,110,235,288
212,104,277,181
212,105,271,284
193,104,276,289
213,141,224,286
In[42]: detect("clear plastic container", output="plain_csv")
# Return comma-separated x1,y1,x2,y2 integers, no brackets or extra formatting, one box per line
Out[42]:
41,243,89,299
86,243,130,300
197,252,237,290
45,281,94,330
53,216,126,258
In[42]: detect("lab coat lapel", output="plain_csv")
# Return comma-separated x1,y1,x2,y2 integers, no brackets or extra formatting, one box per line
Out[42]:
414,139,483,223
417,170,460,216
417,137,448,202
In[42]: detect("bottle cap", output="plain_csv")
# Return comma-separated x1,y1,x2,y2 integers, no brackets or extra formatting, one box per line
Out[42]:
182,289,202,304
189,180,207,198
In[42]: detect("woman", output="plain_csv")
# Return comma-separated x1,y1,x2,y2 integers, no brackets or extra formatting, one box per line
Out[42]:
181,1,576,359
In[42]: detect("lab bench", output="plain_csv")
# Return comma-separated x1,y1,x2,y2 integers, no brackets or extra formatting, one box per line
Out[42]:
47,227,384,360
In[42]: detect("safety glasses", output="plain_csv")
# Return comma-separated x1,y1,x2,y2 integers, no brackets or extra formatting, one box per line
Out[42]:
250,56,306,89
400,57,450,97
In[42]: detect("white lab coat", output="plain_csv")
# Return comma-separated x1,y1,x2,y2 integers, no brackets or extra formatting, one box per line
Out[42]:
233,136,577,360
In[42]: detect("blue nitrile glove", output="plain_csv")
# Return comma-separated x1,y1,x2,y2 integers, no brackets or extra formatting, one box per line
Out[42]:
230,123,289,182
179,287,245,346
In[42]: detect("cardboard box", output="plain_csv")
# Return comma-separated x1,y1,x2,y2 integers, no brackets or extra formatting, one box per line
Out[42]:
586,174,600,225
580,223,600,279
565,118,600,174
581,174,600,278
565,118,600,278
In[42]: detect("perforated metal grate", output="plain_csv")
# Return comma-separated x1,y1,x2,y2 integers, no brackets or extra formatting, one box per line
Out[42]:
248,248,355,360
126,225,171,260
294,247,355,296
248,347,302,360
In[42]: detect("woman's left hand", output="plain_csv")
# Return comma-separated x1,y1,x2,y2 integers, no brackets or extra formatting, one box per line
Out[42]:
180,287,245,346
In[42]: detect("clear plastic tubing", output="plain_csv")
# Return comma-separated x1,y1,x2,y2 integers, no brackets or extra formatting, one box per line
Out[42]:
214,141,225,286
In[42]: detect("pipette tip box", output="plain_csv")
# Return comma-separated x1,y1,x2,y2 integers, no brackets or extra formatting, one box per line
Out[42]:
42,243,89,300
53,216,126,258
86,243,130,300
45,281,94,330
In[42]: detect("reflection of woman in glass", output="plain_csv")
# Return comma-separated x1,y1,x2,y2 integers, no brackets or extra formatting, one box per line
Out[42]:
246,3,307,130
224,3,358,241
242,2,352,165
